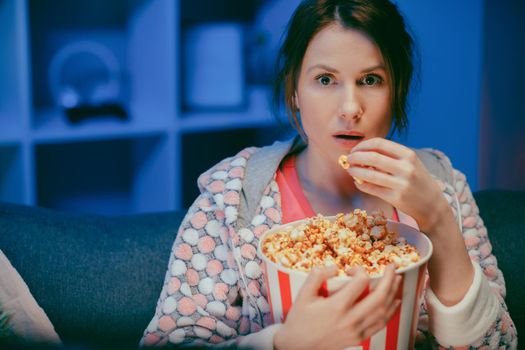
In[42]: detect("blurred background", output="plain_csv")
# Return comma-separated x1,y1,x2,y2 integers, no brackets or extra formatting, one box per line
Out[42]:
0,0,523,216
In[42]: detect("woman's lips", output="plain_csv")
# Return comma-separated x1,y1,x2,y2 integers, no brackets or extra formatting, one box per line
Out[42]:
333,132,364,148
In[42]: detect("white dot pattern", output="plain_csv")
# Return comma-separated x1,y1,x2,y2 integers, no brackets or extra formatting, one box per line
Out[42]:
182,229,199,245
177,317,195,327
220,269,238,285
180,283,192,297
251,214,266,226
206,301,226,317
238,228,254,243
225,206,238,225
260,196,275,209
194,326,212,339
214,245,228,261
162,296,178,315
245,261,262,279
140,146,516,348
212,171,228,180
231,157,246,167
225,179,242,191
191,253,208,271
205,220,221,237
169,329,186,343
171,260,187,276
198,277,215,295
213,194,224,208
216,320,233,337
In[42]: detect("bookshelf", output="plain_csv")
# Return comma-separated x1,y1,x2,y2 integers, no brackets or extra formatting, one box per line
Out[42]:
0,0,289,215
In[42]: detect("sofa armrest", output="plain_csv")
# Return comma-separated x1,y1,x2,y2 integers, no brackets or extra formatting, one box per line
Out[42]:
0,202,185,348
473,190,525,338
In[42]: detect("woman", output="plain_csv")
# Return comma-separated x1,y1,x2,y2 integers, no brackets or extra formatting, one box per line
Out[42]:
141,0,517,348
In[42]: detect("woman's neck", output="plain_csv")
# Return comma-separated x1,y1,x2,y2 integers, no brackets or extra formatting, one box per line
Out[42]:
294,147,360,212
295,147,358,198
294,147,392,217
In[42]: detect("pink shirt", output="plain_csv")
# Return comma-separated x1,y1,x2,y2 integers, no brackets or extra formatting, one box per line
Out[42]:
276,154,400,223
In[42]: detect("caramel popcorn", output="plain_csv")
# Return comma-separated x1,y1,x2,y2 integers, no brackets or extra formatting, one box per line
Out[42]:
261,209,420,277
338,154,351,169
338,155,364,184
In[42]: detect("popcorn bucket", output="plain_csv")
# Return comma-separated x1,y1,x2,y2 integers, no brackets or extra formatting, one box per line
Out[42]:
258,218,433,350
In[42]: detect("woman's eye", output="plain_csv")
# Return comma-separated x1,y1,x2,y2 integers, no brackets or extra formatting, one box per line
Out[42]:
360,74,383,86
316,75,334,86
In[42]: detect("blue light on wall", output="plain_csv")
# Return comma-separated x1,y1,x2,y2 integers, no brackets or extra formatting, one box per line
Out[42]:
393,1,484,191
2,0,523,215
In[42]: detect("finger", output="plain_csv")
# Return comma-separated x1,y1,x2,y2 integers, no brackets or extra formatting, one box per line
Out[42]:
385,298,402,322
382,275,402,307
347,166,403,189
369,265,397,292
369,273,402,321
332,267,370,308
346,151,402,176
345,265,366,276
351,137,413,159
360,299,402,340
343,265,397,322
356,265,402,327
295,265,338,304
371,264,397,294
352,180,400,205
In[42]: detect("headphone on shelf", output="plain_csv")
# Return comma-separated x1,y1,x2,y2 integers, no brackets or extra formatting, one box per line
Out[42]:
48,40,122,109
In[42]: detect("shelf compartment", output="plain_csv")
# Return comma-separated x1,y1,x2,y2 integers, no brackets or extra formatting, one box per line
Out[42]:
180,86,279,132
35,135,173,215
32,108,170,144
0,0,30,137
28,0,176,132
0,125,24,145
0,145,26,204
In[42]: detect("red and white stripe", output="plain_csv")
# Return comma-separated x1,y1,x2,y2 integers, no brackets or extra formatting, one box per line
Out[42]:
264,262,428,350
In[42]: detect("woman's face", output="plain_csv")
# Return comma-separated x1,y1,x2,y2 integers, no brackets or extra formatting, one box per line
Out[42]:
295,23,392,161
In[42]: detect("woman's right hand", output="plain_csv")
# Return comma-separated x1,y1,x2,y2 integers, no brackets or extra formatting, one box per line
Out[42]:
273,264,401,350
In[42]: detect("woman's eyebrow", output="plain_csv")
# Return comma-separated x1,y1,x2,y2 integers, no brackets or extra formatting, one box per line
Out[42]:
306,63,386,74
361,64,385,73
306,64,339,74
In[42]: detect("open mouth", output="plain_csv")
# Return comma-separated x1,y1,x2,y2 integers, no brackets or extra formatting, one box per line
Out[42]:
335,134,364,140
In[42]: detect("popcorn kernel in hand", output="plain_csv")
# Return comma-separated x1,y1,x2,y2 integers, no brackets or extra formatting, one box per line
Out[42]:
338,154,364,184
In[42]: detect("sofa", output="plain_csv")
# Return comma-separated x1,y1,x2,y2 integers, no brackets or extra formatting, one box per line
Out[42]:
0,190,523,349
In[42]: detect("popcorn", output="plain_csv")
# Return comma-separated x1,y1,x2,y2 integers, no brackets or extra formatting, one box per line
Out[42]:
338,154,365,185
261,209,420,277
338,154,351,169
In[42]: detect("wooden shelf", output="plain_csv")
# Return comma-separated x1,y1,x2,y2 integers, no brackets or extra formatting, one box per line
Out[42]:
0,0,283,214
32,108,170,144
180,86,277,132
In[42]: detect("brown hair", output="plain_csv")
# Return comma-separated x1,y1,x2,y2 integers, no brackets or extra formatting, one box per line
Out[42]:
273,0,418,137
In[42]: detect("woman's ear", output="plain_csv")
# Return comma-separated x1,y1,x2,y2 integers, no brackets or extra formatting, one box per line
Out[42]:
293,92,300,110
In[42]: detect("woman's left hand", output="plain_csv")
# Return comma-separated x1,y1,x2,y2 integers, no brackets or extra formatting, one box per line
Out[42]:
347,137,476,306
345,137,448,233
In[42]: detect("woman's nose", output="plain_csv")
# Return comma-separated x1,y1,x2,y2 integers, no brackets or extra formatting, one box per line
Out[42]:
339,87,363,120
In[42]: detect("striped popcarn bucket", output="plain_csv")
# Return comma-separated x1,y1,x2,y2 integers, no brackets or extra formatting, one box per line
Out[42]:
258,218,433,350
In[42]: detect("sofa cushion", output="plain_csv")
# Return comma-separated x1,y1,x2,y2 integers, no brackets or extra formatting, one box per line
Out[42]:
473,190,525,338
0,202,184,348
0,190,523,347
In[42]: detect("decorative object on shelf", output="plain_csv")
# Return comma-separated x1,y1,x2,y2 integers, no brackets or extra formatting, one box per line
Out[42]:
247,0,302,84
48,39,128,124
183,22,245,110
